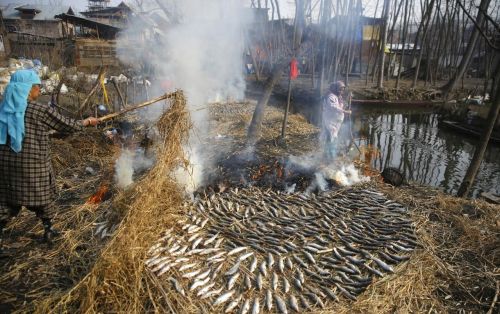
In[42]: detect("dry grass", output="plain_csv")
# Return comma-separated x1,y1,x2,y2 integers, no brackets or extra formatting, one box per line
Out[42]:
31,90,192,313
1,95,498,313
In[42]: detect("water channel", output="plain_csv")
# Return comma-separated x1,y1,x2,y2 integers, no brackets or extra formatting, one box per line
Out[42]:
349,108,500,198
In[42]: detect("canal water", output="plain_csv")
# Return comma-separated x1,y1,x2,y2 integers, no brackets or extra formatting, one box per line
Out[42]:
349,108,500,198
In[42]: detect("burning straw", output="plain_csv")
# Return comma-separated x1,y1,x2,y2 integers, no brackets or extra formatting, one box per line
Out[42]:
35,90,192,313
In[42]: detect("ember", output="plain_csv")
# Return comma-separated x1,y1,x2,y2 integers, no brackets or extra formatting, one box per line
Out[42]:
87,184,110,204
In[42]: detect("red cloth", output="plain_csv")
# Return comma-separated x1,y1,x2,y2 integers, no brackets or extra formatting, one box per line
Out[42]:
290,58,299,80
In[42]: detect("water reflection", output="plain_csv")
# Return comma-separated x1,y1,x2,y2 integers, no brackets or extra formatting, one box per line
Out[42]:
352,109,500,198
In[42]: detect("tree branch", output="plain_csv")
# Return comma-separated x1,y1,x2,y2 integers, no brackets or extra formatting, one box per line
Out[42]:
456,0,500,51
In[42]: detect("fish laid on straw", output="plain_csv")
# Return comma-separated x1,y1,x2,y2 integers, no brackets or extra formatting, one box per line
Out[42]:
146,186,416,313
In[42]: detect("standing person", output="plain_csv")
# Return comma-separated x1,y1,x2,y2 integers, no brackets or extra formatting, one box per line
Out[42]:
0,70,99,249
321,81,351,161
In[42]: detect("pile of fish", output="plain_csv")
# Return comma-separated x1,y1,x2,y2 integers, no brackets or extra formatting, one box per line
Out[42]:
146,187,416,313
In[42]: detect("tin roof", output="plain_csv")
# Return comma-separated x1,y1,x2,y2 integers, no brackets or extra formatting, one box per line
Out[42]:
0,3,75,21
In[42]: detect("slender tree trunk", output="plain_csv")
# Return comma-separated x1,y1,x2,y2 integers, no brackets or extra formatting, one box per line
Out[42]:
248,0,305,144
318,0,332,96
377,0,391,88
395,0,410,89
457,78,500,197
281,0,305,139
441,0,491,98
412,0,435,87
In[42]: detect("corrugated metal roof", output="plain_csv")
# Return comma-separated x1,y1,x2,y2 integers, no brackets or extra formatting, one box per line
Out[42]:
0,3,77,21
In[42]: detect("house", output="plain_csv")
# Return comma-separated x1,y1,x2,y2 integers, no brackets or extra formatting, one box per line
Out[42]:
0,3,76,66
80,1,132,28
327,15,385,75
0,3,75,38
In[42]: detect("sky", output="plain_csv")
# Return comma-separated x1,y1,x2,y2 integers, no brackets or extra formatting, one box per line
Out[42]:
22,0,380,19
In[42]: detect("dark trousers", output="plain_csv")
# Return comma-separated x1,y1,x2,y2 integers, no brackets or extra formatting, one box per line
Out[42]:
0,204,52,229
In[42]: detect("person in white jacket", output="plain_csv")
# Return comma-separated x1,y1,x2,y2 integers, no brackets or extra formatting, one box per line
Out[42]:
321,81,351,161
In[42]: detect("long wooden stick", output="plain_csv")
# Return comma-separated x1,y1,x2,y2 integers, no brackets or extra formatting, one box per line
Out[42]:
98,92,176,122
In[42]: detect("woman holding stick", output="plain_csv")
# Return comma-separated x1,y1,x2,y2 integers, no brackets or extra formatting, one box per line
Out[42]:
0,70,99,249
321,81,351,161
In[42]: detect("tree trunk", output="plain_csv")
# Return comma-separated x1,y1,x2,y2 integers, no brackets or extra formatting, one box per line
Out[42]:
440,0,491,98
395,0,410,89
412,0,435,88
457,78,500,197
247,62,287,145
247,0,305,145
377,0,392,88
318,0,332,96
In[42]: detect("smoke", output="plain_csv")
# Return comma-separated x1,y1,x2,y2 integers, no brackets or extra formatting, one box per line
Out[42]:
114,149,155,189
116,0,251,193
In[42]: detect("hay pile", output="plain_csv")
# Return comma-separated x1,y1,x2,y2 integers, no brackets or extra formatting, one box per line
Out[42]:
210,101,319,158
32,90,192,312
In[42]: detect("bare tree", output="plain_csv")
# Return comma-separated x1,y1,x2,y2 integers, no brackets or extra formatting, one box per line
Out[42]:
377,0,391,88
247,0,306,145
440,0,492,98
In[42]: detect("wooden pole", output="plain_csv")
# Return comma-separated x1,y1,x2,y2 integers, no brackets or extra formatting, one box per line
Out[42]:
98,92,176,122
111,78,126,110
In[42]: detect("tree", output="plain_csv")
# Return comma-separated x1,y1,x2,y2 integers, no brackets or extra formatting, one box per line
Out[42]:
247,0,306,145
440,0,491,98
376,0,391,89
457,75,500,197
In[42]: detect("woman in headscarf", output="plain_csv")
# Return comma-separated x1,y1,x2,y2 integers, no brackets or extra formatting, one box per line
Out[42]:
0,69,99,248
321,81,351,161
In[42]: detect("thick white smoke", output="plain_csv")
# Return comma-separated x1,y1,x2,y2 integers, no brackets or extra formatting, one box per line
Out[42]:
114,149,155,189
116,0,250,193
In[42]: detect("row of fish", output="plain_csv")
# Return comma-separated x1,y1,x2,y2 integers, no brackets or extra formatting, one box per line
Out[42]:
145,187,416,313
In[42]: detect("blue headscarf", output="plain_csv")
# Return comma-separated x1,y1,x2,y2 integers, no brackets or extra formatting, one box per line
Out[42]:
0,70,41,153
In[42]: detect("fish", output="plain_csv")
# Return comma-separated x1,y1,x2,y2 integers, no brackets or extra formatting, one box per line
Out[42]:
195,269,211,281
225,295,242,313
293,278,303,291
239,299,251,314
213,290,235,306
183,269,201,279
201,287,224,299
305,292,324,308
372,256,394,273
298,295,310,310
321,286,339,302
189,276,210,291
256,273,263,290
271,272,279,291
227,272,240,290
251,297,260,314
168,277,185,296
288,295,299,312
196,282,216,296
191,237,203,249
259,261,268,277
267,253,275,268
274,295,288,314
277,256,285,273
207,251,226,261
281,277,290,293
225,261,241,276
265,289,273,311
228,246,248,256
244,273,252,290
238,252,254,262
204,233,219,246
179,263,197,272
